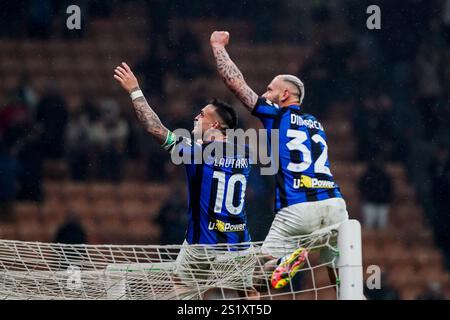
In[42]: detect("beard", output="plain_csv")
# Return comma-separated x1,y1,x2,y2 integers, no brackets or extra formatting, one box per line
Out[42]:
269,96,281,105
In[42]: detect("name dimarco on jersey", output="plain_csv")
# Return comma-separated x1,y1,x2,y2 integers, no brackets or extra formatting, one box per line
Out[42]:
290,114,324,131
293,175,335,189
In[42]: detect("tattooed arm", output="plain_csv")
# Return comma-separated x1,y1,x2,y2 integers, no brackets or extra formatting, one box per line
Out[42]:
210,31,258,111
114,62,169,145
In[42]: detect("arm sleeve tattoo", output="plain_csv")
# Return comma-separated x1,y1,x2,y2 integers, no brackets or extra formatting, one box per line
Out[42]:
130,87,170,146
212,46,258,111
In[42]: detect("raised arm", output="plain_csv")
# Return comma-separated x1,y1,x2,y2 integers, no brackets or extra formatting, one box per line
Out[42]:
113,62,169,146
210,31,258,111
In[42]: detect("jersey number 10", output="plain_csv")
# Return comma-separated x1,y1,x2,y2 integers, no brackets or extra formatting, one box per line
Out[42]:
212,171,247,216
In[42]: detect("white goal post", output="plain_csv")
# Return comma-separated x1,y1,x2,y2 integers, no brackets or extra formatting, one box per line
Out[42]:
337,219,364,300
0,219,363,300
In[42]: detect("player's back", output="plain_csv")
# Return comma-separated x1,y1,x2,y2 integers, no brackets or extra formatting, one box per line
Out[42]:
176,139,252,245
252,98,343,211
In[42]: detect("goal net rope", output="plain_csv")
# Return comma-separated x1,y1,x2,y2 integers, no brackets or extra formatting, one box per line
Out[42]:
0,223,351,300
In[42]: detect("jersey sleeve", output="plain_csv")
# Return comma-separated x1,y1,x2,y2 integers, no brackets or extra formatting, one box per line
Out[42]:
251,97,281,119
251,97,280,129
164,131,202,167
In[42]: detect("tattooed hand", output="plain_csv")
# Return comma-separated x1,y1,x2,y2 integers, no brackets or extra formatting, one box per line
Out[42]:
113,62,169,145
210,31,230,48
114,62,139,93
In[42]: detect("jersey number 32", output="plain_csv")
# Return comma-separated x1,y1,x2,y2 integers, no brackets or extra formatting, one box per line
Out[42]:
286,129,331,175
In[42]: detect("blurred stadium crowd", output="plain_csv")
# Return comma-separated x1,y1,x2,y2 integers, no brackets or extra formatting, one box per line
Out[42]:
0,0,449,299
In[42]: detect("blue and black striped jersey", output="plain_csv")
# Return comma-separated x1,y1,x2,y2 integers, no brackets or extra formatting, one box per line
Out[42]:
252,97,343,212
167,136,251,246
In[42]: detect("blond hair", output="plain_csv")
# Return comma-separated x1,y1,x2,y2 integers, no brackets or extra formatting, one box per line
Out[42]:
278,74,305,105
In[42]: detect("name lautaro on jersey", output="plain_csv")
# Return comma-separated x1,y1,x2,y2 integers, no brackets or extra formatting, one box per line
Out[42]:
293,175,335,189
213,157,249,169
290,114,324,131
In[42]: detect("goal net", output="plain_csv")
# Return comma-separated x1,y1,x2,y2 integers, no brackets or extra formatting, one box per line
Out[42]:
0,220,362,300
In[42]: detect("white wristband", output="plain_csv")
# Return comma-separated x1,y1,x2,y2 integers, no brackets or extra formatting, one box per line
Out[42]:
130,89,144,101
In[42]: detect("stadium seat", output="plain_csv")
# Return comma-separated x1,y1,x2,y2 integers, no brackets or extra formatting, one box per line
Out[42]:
66,200,92,218
388,265,418,289
123,161,147,181
421,268,450,288
60,182,89,202
46,40,71,56
400,285,426,300
126,220,161,244
384,242,414,268
122,200,165,223
0,40,18,55
117,182,146,202
141,184,171,202
87,183,118,201
43,181,65,200
16,222,45,242
43,160,69,180
23,56,48,75
14,202,40,218
0,224,18,240
92,198,122,219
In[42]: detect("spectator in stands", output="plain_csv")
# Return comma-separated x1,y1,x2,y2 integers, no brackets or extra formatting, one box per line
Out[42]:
16,74,38,114
0,95,28,138
35,85,68,159
0,93,43,202
65,101,96,181
140,131,167,182
0,141,22,222
14,120,44,203
358,156,393,229
53,210,87,245
53,210,88,269
376,93,398,160
156,181,187,245
414,45,443,139
90,99,129,182
354,93,396,161
345,49,383,100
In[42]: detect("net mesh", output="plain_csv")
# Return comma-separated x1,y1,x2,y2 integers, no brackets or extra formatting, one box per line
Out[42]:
0,227,340,300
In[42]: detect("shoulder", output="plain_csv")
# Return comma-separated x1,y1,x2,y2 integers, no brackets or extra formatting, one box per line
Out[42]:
255,97,280,110
301,112,317,121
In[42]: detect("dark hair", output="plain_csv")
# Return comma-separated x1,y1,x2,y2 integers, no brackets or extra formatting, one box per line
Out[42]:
209,98,238,130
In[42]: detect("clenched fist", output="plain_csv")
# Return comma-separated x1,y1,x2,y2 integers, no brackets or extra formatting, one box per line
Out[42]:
210,31,230,48
113,62,139,93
